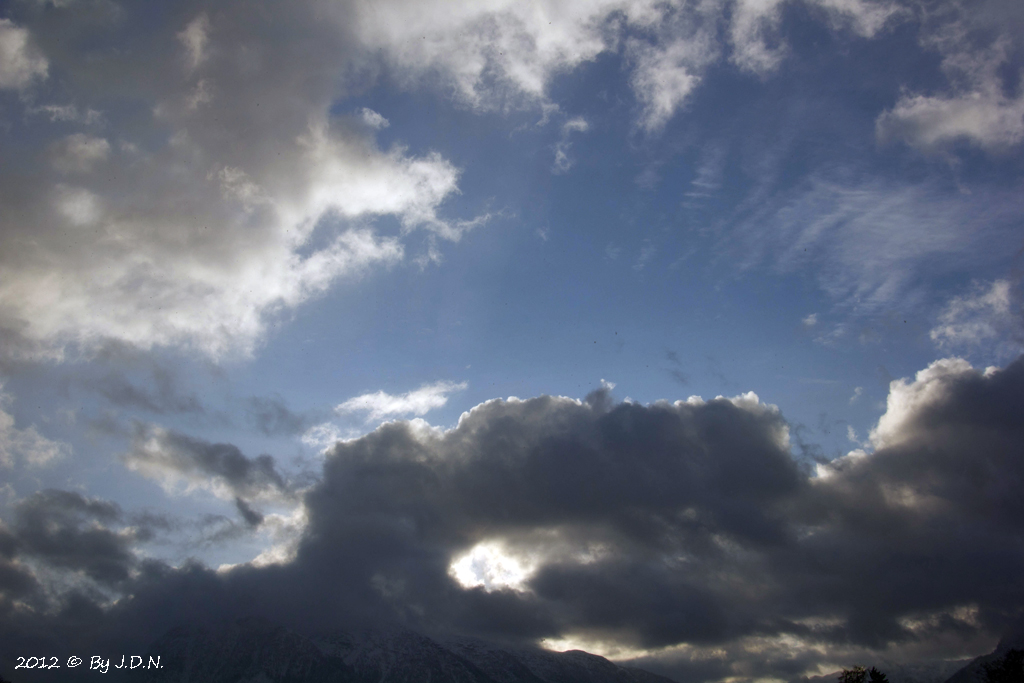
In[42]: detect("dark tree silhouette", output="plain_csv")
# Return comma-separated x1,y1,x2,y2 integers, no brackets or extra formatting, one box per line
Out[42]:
983,649,1024,683
868,666,889,683
839,666,867,683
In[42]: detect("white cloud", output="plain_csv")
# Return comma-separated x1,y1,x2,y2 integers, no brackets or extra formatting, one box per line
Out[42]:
869,357,976,450
247,504,309,568
628,32,717,132
360,108,390,129
552,116,589,173
802,313,818,327
729,0,787,73
336,380,468,422
355,0,900,133
876,13,1024,152
730,0,899,74
352,0,722,132
562,117,589,135
878,88,1024,152
50,134,111,173
178,14,210,72
52,185,103,226
0,19,47,89
849,386,863,404
0,6,470,360
930,279,1022,358
0,386,68,468
812,0,902,37
353,0,631,110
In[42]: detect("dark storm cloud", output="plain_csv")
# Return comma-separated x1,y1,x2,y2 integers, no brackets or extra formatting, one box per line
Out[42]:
785,357,1024,647
0,522,38,601
234,497,264,528
0,558,38,600
124,423,290,501
276,385,807,649
3,357,1024,681
9,490,135,586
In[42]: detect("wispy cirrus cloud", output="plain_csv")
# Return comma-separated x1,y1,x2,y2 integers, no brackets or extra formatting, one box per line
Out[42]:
727,177,1024,313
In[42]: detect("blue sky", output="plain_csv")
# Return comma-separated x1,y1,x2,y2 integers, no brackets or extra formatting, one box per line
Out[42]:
1,0,1023,680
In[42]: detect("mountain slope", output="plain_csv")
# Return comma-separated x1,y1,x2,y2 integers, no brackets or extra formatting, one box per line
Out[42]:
943,619,1024,683
138,617,682,683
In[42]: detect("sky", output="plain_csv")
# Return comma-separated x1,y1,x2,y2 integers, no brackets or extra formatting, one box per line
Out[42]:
0,0,1023,680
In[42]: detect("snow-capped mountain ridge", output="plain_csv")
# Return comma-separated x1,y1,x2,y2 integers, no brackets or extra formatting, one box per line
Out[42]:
141,616,680,683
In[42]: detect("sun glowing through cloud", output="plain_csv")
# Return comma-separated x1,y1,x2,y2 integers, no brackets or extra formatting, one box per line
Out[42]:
448,542,535,592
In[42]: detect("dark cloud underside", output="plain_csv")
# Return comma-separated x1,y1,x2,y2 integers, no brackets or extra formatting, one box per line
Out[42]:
2,358,1022,680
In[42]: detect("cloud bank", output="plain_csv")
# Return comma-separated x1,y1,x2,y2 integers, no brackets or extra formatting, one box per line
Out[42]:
1,355,1022,680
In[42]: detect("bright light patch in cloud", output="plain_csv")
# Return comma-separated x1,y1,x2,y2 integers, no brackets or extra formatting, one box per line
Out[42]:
449,542,534,592
247,505,310,568
336,380,467,422
541,634,656,660
869,357,977,450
